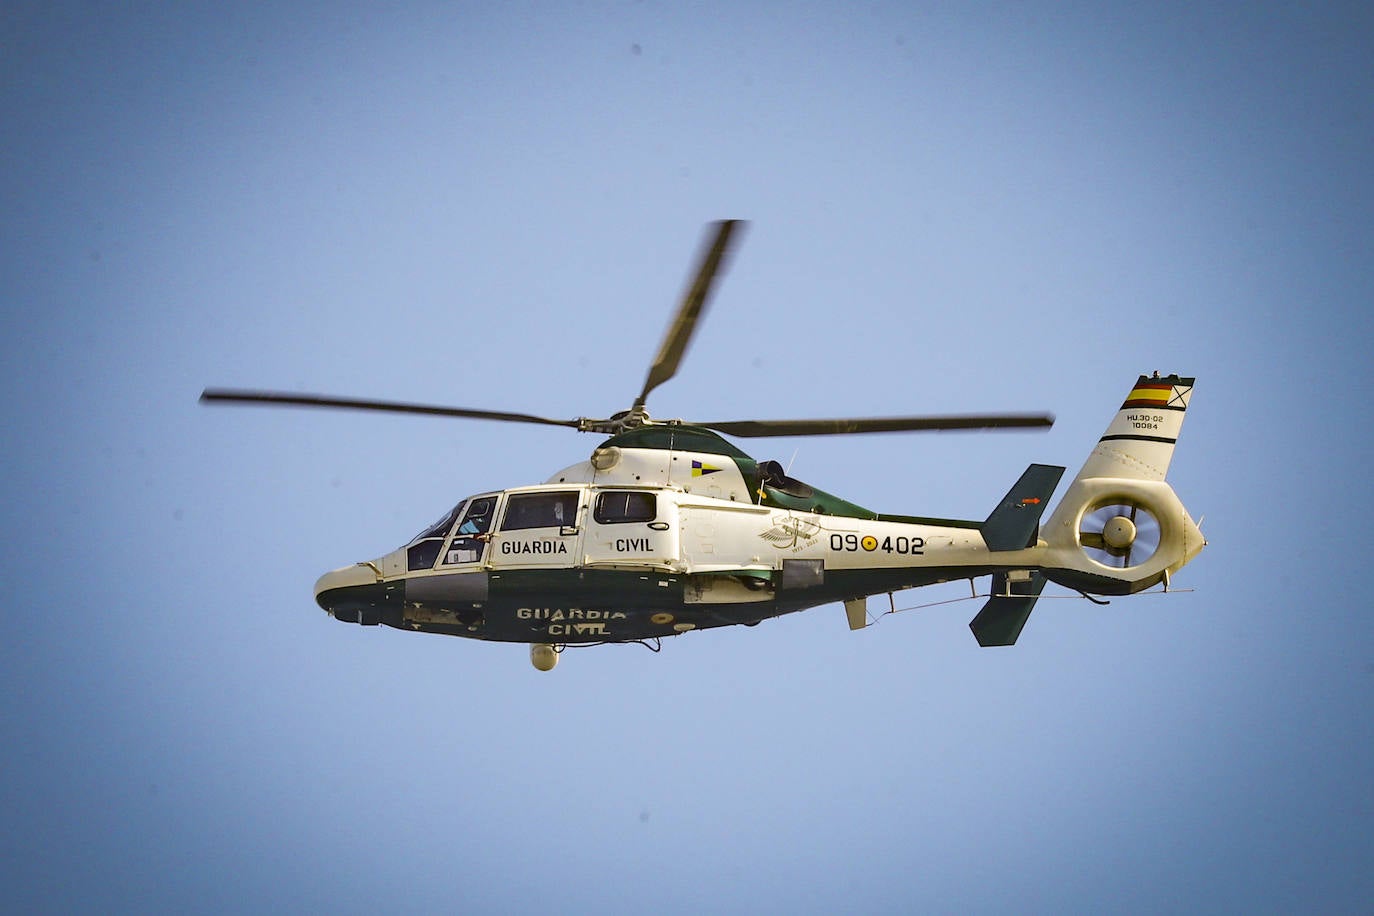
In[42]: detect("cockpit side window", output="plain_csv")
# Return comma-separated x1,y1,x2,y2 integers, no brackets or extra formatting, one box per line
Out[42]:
443,495,497,566
456,497,495,535
594,491,656,524
501,491,580,531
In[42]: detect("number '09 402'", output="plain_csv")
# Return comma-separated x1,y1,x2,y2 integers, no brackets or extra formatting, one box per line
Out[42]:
830,533,924,555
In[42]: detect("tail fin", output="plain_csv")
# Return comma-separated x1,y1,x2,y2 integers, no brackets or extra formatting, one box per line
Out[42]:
1076,374,1195,481
1040,374,1204,595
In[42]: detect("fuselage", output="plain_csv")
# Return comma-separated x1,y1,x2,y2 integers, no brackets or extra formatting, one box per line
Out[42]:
313,426,1030,644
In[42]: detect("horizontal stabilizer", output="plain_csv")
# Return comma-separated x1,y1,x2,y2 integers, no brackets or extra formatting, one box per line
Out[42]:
970,571,1046,647
982,464,1065,551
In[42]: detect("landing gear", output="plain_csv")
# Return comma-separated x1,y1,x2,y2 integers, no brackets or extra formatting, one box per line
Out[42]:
530,643,559,671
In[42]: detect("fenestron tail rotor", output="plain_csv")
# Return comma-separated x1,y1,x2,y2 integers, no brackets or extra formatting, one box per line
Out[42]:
200,221,1055,439
1078,499,1162,568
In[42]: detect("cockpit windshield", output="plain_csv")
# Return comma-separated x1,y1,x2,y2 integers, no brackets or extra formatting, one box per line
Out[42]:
413,500,467,544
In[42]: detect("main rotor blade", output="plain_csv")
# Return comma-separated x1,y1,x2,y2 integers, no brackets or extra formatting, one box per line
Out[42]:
200,389,582,429
636,219,745,410
695,413,1055,437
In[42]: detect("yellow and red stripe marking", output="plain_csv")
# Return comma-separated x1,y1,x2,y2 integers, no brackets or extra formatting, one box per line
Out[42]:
1122,382,1175,409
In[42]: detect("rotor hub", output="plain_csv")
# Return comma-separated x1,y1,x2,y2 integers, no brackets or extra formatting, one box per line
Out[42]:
1102,515,1137,550
579,407,654,435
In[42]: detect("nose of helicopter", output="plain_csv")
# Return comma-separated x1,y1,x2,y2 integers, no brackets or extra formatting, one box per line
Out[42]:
314,563,392,624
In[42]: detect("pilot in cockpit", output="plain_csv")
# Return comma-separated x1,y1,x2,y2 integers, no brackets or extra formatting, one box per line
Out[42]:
457,497,494,537
445,497,495,565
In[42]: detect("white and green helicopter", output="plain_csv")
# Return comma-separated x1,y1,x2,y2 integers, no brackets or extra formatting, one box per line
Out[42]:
204,221,1204,670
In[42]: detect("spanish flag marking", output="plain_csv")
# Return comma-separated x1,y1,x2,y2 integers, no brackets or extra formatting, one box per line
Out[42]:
691,460,721,477
1123,383,1173,409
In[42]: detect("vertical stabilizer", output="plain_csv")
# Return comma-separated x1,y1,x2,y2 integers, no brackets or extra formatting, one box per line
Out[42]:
1076,374,1194,482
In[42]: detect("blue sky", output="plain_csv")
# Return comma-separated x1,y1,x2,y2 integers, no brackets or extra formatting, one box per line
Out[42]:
3,3,1372,912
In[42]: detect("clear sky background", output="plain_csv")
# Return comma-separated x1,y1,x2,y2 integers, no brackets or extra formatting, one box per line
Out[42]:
3,3,1372,912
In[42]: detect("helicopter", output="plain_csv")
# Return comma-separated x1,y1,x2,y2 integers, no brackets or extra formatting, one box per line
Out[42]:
203,220,1204,671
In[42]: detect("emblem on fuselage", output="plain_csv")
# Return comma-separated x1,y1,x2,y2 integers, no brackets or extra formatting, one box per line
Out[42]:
759,516,824,551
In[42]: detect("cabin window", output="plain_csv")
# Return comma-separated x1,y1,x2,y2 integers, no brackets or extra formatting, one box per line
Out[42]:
500,491,580,531
594,491,657,524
